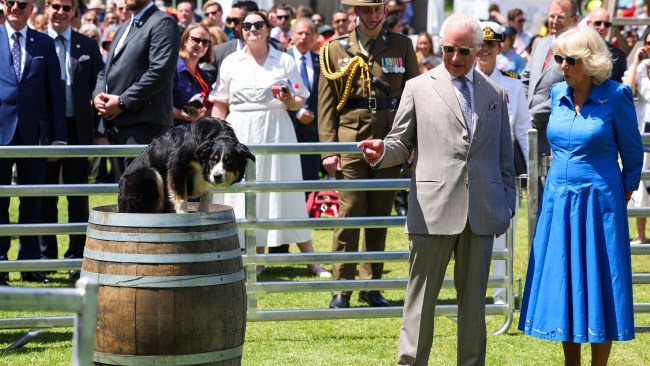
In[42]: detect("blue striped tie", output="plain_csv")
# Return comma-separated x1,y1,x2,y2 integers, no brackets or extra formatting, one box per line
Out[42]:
457,76,473,139
12,32,21,79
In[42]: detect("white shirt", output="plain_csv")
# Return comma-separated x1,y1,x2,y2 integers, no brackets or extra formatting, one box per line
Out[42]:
482,67,532,168
292,49,314,119
5,23,28,75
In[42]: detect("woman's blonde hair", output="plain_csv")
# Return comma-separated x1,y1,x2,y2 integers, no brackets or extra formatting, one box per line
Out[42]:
179,23,214,64
552,26,612,85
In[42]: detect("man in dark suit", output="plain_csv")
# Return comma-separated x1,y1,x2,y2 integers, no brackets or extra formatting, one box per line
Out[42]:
288,17,320,182
522,0,578,156
92,0,180,171
40,0,104,280
586,7,627,83
0,0,66,285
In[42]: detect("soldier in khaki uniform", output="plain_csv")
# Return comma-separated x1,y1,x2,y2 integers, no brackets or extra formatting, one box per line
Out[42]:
318,0,419,309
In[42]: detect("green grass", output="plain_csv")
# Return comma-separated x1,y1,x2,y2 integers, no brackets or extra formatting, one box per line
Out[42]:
1,194,649,365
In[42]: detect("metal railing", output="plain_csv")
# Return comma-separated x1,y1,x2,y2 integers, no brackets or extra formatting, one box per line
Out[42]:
0,142,516,335
0,277,98,365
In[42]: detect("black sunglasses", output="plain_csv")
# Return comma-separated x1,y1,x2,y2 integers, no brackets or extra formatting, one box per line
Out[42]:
189,36,211,47
226,16,242,25
51,3,72,12
312,17,324,23
242,20,265,31
553,54,580,66
276,15,291,20
483,40,499,48
206,10,219,16
593,20,612,28
6,1,31,10
442,45,473,56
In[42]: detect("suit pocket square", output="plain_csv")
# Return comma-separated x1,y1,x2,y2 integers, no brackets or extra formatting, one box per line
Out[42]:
78,55,91,62
488,101,498,111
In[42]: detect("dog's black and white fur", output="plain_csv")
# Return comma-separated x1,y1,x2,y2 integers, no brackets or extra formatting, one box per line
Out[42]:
118,117,255,213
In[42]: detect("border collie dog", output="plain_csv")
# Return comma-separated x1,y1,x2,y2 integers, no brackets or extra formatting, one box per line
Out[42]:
118,117,255,213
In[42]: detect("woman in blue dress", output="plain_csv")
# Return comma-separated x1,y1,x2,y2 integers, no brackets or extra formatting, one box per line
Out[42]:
519,27,643,365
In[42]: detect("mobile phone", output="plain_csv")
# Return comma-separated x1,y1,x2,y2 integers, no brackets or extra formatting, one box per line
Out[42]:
271,85,288,98
640,50,649,61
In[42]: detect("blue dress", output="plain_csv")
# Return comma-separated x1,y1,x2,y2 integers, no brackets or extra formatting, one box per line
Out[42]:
518,80,643,343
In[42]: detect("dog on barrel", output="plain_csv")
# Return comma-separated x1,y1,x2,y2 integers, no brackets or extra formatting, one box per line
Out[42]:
118,117,255,213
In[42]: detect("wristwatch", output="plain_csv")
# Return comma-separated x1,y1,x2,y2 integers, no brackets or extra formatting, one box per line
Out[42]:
118,98,128,111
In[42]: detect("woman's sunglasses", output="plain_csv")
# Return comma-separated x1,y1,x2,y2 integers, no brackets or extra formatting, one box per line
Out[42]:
6,1,30,10
51,3,72,12
441,45,473,56
189,36,211,47
553,54,579,66
242,21,265,31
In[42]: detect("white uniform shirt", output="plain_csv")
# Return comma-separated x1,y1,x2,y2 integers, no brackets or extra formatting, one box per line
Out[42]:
482,68,531,169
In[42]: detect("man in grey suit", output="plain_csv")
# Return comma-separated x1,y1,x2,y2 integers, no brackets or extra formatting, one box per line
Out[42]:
522,0,578,156
92,0,180,170
358,13,515,366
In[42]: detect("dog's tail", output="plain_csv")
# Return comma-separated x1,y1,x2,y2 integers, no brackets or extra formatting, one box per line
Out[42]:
117,167,165,213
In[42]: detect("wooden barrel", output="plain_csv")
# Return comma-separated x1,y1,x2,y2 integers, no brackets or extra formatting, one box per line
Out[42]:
81,204,246,366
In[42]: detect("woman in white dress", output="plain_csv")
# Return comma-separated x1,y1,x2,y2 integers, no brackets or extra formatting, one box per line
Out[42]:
210,11,330,277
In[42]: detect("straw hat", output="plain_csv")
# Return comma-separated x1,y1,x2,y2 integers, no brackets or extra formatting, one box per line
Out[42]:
342,0,389,6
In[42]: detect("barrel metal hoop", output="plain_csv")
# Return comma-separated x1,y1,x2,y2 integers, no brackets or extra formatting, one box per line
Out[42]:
93,344,244,365
86,226,238,242
88,206,236,228
81,269,245,288
82,247,242,263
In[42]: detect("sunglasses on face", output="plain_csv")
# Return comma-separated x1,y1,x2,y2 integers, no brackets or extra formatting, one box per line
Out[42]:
312,18,323,23
226,16,242,25
51,3,72,12
242,20,264,31
116,6,125,11
333,18,348,24
593,20,612,28
206,10,219,16
189,36,211,47
6,1,31,10
553,54,579,66
276,15,291,21
516,18,525,23
442,45,473,56
483,40,499,48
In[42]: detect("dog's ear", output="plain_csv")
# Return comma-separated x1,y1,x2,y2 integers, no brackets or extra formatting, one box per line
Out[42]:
237,143,255,162
194,141,213,162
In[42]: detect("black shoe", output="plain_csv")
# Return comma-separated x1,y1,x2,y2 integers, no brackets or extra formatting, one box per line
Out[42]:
21,272,52,284
329,294,350,308
69,270,81,280
0,273,9,286
358,291,389,307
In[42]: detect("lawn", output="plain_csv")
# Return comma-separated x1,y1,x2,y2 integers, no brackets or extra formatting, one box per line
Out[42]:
1,194,649,365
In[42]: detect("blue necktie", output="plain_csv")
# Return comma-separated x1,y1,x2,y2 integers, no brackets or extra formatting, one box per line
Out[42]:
12,32,21,79
457,76,473,140
300,55,311,91
57,35,67,81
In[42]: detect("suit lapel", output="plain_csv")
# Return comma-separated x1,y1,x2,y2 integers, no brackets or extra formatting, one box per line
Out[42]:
22,29,35,82
311,50,319,89
430,66,466,130
69,31,81,85
347,30,362,57
472,70,488,130
0,27,14,82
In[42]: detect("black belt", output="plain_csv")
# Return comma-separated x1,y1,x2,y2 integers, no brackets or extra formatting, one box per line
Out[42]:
344,97,399,111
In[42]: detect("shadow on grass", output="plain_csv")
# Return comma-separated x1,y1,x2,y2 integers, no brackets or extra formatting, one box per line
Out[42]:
257,266,392,280
0,329,72,353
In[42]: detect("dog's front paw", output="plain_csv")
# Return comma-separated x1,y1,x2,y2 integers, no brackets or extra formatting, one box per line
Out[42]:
174,200,189,214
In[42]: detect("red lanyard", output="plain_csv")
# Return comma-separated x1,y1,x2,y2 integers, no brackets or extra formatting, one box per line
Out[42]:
185,60,209,94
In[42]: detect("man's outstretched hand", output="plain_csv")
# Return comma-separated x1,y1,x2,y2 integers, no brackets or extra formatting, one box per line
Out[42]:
357,139,385,165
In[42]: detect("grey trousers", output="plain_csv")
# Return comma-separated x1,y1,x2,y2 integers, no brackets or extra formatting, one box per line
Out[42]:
397,225,494,366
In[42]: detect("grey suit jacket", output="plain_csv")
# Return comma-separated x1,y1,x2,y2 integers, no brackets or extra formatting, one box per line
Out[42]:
521,36,563,127
378,65,516,236
92,4,180,128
